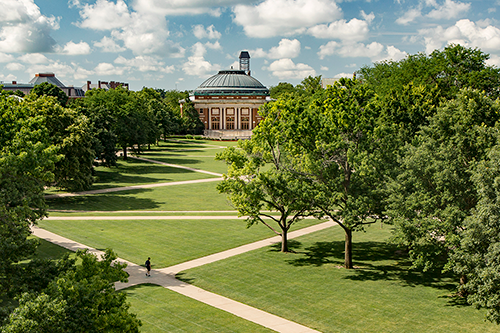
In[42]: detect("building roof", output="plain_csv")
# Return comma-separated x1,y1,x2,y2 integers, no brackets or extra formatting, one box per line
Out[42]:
29,73,66,87
193,70,269,96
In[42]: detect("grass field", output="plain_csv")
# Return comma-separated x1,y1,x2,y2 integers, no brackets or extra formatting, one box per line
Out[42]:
39,138,499,332
27,238,272,332
125,285,273,333
179,224,498,333
46,181,232,211
38,218,324,268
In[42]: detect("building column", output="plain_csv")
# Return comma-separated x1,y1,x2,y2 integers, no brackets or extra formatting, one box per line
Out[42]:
222,108,225,130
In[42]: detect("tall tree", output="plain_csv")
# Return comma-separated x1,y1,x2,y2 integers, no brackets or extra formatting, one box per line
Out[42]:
387,89,500,272
0,96,58,300
289,78,385,268
30,82,68,106
216,112,314,252
450,142,500,324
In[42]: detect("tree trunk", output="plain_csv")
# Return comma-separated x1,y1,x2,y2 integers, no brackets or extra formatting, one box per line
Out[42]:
458,275,468,297
345,228,353,269
281,230,288,252
123,146,128,160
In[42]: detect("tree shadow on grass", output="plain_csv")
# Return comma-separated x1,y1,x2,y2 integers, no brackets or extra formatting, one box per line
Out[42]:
285,240,458,293
46,189,161,211
175,272,195,284
268,240,303,253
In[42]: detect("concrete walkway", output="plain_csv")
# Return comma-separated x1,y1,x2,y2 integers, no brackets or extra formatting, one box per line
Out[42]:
32,220,336,333
129,156,222,177
45,177,223,199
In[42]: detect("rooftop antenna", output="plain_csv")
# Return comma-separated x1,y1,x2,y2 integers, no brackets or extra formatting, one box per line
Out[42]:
239,51,250,76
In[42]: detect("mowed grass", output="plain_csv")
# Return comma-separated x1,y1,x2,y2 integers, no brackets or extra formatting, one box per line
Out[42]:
179,224,498,333
37,218,325,268
125,285,273,333
91,158,216,190
26,239,271,332
46,181,231,211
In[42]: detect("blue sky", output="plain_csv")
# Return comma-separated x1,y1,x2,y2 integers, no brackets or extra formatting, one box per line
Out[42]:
1,0,499,91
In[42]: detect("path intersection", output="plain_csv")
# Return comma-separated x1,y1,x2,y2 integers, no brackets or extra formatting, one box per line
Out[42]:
40,143,335,332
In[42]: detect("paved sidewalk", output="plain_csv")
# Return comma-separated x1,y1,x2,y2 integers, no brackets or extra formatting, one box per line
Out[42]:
130,156,222,177
45,177,222,199
32,220,335,333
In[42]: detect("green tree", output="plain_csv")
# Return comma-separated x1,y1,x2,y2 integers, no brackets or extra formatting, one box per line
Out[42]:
289,78,385,268
449,143,500,324
359,44,500,101
269,82,297,99
0,95,58,300
30,82,68,106
216,121,314,252
387,89,500,272
297,75,322,96
2,250,141,333
25,96,94,191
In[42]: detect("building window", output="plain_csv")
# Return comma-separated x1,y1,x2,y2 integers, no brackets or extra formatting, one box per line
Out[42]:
241,116,250,130
226,116,235,130
211,116,220,130
199,108,204,114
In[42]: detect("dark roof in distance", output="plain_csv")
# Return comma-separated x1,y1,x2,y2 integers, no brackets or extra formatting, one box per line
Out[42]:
29,73,66,87
239,51,250,59
193,70,269,96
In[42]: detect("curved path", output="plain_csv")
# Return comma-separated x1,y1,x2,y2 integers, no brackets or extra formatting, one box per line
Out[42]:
40,150,331,332
33,220,335,333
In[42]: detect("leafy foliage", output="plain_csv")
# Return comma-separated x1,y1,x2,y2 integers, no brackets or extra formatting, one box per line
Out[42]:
30,82,68,106
2,250,141,333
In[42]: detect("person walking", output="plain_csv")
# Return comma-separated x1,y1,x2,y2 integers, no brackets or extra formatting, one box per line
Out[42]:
145,257,151,277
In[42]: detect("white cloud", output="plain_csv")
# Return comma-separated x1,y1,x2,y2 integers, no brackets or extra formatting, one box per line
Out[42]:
427,0,470,20
94,62,125,76
307,18,371,41
334,72,354,78
0,73,17,82
132,0,235,16
193,24,221,39
76,0,183,56
318,41,407,62
320,66,329,71
73,66,94,80
114,55,175,73
61,41,91,55
26,61,76,80
18,53,49,64
487,54,500,67
233,0,342,38
396,8,421,25
0,52,14,62
265,58,316,80
77,0,131,30
182,42,221,77
396,0,470,25
5,62,24,71
252,39,301,59
418,19,500,53
94,36,126,52
0,0,59,53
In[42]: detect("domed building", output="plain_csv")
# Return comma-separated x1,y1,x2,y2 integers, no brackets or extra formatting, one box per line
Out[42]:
186,51,270,139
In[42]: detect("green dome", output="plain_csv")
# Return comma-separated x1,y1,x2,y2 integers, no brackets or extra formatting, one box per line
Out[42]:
193,70,269,96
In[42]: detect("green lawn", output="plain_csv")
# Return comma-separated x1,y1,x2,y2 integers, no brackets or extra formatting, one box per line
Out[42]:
138,153,229,175
38,218,324,268
24,238,271,332
179,224,498,333
125,285,273,333
46,181,231,211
